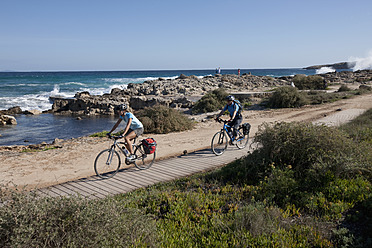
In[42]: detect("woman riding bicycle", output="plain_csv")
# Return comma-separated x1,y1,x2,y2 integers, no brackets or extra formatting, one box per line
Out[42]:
215,95,243,144
107,104,144,161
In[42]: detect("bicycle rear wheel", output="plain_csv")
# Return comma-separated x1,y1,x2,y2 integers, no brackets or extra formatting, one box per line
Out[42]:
236,126,249,149
94,148,121,179
133,144,156,170
211,131,228,155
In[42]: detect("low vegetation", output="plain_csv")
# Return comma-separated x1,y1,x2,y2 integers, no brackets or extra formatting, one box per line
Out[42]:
2,108,372,247
192,88,229,114
266,84,372,108
266,86,309,108
137,105,194,134
90,105,195,137
292,74,326,90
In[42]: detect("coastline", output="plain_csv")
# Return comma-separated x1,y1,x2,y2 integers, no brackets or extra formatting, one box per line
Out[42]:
1,90,372,190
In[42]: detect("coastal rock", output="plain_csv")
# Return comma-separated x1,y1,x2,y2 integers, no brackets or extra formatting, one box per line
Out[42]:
0,106,22,115
48,70,372,115
0,115,17,125
23,109,42,115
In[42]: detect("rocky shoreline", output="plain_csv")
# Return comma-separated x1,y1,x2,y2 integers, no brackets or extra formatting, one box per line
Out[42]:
1,70,372,123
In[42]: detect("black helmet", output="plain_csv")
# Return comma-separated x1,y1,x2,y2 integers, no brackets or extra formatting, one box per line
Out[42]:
115,104,128,111
226,95,235,101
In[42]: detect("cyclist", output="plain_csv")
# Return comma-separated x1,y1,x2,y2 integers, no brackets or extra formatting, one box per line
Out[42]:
107,104,144,161
215,95,243,144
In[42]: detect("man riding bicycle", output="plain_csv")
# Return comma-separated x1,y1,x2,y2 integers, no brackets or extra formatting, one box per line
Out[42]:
107,104,144,161
215,95,243,144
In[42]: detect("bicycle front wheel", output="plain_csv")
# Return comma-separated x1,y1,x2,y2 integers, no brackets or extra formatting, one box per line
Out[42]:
211,131,228,155
94,148,121,179
236,126,249,149
133,144,156,170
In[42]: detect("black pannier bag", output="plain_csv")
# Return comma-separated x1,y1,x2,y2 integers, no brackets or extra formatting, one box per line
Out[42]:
142,138,157,154
242,123,251,135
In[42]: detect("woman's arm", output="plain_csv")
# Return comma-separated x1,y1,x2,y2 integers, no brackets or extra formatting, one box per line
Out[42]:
108,118,122,134
121,118,132,136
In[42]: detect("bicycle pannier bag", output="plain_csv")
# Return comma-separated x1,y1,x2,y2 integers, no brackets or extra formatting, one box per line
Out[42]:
142,138,157,154
242,123,251,135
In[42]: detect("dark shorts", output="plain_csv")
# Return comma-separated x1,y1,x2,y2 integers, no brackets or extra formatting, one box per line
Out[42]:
127,127,144,137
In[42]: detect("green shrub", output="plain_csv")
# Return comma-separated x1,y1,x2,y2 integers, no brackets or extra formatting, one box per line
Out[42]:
137,105,194,134
266,86,309,108
305,91,346,104
338,84,351,92
0,190,158,247
192,88,229,113
89,130,109,137
293,74,327,90
253,122,366,182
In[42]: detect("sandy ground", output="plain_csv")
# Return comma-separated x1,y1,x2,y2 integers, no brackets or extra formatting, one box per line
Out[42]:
1,90,372,190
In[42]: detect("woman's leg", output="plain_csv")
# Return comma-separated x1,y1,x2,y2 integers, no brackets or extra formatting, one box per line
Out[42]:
124,131,137,154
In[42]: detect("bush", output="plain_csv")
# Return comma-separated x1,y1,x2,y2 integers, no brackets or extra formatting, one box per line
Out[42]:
210,121,371,214
253,122,365,182
192,88,229,114
293,74,327,90
137,105,194,134
266,86,309,108
338,84,351,92
0,190,158,247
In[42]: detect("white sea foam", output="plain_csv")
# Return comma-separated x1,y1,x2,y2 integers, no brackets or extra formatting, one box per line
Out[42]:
62,82,87,86
102,76,178,84
316,67,336,74
349,51,372,71
0,85,76,111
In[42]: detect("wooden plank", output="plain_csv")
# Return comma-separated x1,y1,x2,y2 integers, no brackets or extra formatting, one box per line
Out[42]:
59,183,93,198
109,173,151,189
74,179,114,197
46,186,70,197
37,188,61,198
141,168,185,182
78,178,122,195
148,165,190,179
37,146,252,199
96,176,137,194
156,159,204,173
53,184,82,197
69,180,108,199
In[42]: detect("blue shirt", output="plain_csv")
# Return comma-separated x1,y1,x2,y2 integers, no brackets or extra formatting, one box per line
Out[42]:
120,112,143,130
223,102,240,118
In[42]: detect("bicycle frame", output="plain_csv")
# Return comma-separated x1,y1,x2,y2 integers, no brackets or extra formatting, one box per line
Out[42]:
221,122,244,143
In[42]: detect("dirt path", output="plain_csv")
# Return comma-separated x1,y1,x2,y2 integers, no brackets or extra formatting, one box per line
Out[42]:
1,93,372,190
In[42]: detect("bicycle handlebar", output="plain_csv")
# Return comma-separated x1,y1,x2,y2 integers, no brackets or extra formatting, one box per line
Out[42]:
107,134,123,140
216,117,229,124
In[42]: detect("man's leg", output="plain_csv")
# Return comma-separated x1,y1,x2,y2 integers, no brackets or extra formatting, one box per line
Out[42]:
232,117,242,138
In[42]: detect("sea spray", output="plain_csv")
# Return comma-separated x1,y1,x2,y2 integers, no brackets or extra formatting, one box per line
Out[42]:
316,67,336,74
349,51,372,71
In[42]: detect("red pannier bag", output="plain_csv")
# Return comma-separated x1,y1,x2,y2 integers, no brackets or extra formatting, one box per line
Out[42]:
142,138,157,154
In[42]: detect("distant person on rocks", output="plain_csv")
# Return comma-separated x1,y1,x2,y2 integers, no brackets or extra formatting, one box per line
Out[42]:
238,69,240,76
218,67,221,74
215,95,243,144
107,104,144,161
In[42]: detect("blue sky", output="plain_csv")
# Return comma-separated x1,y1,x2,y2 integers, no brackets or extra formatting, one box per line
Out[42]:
1,0,371,71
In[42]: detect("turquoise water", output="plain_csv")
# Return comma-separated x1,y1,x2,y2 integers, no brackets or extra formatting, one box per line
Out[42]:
0,68,336,146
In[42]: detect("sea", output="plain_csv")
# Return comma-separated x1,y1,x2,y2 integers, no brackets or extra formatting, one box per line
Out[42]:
0,68,341,146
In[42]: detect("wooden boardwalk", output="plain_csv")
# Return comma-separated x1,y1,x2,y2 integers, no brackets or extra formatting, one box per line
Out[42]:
36,146,250,199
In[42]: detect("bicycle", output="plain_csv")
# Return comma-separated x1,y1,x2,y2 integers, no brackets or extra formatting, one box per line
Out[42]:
94,135,156,179
211,118,250,156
